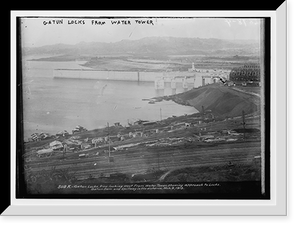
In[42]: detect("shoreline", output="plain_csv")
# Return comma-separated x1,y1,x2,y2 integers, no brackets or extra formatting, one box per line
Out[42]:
25,83,260,141
24,99,198,141
149,94,193,109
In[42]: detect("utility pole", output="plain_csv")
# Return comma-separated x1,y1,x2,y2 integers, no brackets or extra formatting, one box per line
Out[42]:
63,143,67,160
107,122,114,162
107,122,110,157
160,108,162,121
157,151,160,171
242,110,246,140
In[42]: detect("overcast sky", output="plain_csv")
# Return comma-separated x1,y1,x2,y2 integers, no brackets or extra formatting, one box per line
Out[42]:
20,17,262,47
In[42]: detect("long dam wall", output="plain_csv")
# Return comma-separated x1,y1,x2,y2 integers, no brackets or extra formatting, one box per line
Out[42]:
53,69,222,95
53,69,196,82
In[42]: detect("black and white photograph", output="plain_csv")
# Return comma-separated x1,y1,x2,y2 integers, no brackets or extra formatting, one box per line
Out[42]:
16,15,270,199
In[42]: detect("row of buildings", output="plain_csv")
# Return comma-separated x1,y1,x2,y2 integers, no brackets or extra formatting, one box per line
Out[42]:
28,125,88,142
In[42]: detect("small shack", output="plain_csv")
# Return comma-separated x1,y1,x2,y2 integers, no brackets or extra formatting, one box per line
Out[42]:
114,122,121,127
49,140,63,150
37,148,53,157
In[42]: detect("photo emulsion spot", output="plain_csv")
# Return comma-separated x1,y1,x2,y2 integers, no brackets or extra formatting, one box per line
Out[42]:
17,17,270,199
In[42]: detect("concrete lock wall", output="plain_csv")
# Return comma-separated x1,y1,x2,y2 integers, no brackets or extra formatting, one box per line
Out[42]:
54,69,226,81
54,69,198,82
53,69,219,88
54,69,165,82
194,75,203,87
194,72,222,88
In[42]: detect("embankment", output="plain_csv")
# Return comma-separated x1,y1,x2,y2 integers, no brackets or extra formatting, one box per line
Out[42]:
159,84,261,118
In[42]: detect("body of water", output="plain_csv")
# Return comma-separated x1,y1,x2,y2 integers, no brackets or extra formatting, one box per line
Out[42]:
22,60,198,140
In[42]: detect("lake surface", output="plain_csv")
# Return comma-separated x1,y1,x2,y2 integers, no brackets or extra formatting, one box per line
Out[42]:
22,60,197,140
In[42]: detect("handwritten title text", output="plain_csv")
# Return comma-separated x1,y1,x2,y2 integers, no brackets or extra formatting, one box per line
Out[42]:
42,19,155,26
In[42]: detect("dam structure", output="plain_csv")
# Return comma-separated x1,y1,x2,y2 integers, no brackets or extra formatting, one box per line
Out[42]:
53,69,205,82
53,69,165,82
53,68,227,95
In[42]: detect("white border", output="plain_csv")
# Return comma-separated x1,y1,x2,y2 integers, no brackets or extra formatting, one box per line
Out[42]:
5,5,287,215
9,10,279,17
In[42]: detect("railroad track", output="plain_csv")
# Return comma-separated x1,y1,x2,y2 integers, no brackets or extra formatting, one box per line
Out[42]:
24,140,261,181
26,141,260,168
71,149,259,175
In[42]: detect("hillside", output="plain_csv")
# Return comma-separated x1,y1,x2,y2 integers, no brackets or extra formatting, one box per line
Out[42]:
23,37,259,57
160,84,260,118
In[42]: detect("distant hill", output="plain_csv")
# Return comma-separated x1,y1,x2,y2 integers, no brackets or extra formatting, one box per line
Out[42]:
23,37,259,57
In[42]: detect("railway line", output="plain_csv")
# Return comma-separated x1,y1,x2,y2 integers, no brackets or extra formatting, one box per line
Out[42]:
25,140,261,182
